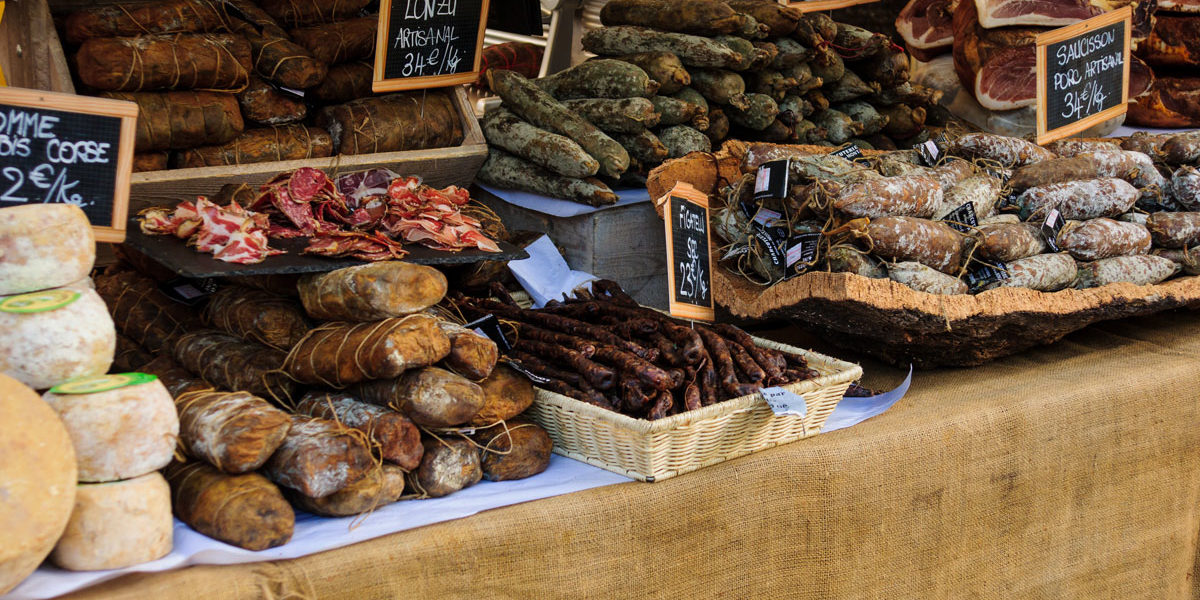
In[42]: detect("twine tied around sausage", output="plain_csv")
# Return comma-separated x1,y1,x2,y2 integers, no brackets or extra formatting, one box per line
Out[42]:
109,274,191,349
165,460,269,529
279,314,431,389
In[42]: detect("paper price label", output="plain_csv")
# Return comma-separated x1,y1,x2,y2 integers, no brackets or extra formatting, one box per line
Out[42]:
761,386,807,417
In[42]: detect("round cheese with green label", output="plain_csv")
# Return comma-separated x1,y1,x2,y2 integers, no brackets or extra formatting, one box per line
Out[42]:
0,204,95,296
43,374,178,482
0,286,115,389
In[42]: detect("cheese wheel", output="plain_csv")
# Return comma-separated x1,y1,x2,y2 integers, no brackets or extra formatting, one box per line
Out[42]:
0,204,95,296
0,374,77,594
51,472,173,571
0,286,115,389
43,374,180,482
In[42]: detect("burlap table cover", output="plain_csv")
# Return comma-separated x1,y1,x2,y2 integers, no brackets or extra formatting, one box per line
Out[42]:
58,309,1200,599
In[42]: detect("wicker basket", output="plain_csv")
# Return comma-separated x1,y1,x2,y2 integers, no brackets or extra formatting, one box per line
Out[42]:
526,338,862,482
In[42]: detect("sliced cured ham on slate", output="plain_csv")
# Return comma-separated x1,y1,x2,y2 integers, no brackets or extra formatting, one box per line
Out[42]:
898,0,961,61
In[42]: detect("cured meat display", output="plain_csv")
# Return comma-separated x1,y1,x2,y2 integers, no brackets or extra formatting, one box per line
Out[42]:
59,1,466,171
84,258,558,557
481,8,946,204
1130,9,1200,126
708,133,1200,296
139,167,501,263
898,0,1155,116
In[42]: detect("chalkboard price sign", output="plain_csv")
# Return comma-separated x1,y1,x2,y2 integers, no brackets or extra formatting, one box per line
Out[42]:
0,87,137,243
662,182,715,322
1036,7,1131,144
374,0,491,92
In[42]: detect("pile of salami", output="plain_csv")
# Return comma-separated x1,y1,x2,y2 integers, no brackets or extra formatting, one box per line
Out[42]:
478,0,943,206
62,0,464,171
896,0,1155,113
448,281,824,419
93,259,554,550
715,131,1200,294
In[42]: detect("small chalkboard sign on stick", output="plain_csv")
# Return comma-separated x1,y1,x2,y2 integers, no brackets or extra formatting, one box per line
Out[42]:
662,182,715,322
0,87,137,243
373,0,492,92
788,0,879,13
1035,7,1131,145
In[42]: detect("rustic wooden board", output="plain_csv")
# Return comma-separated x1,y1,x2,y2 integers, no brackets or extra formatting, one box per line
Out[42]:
648,140,1200,368
128,86,487,206
0,0,75,93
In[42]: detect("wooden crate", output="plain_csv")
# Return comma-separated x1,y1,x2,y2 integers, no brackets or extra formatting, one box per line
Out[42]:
478,189,669,309
35,0,488,210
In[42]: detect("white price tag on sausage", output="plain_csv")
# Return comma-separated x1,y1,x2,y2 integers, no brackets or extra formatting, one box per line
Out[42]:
761,387,807,417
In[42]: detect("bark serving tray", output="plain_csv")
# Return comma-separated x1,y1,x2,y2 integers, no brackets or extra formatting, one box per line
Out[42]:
647,140,1200,368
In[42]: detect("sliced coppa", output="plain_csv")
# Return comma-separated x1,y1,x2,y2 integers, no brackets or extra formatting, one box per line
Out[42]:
834,175,943,218
1017,178,1139,220
1075,255,1181,288
1146,211,1200,248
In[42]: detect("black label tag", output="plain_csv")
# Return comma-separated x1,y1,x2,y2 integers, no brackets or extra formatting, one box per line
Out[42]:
917,139,941,167
753,159,790,200
983,164,1011,182
785,232,822,277
753,228,786,268
464,314,512,352
997,190,1022,212
939,202,978,234
964,261,1010,293
159,277,219,306
831,143,864,161
1041,209,1065,252
503,359,551,385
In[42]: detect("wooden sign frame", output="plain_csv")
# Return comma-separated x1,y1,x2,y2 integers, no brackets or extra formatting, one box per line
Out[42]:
1035,6,1131,145
373,0,492,92
0,87,137,243
663,182,715,322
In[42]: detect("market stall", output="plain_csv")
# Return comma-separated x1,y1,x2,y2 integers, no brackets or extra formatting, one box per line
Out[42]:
37,309,1200,599
4,0,1200,596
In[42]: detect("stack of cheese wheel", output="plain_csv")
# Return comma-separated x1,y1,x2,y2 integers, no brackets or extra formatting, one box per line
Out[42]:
0,204,177,573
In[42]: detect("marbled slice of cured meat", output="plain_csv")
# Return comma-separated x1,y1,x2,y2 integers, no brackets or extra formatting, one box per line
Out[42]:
974,0,1100,28
975,46,1037,110
898,0,961,62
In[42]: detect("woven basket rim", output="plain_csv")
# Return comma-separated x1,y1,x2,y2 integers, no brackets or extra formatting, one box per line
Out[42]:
532,336,862,434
